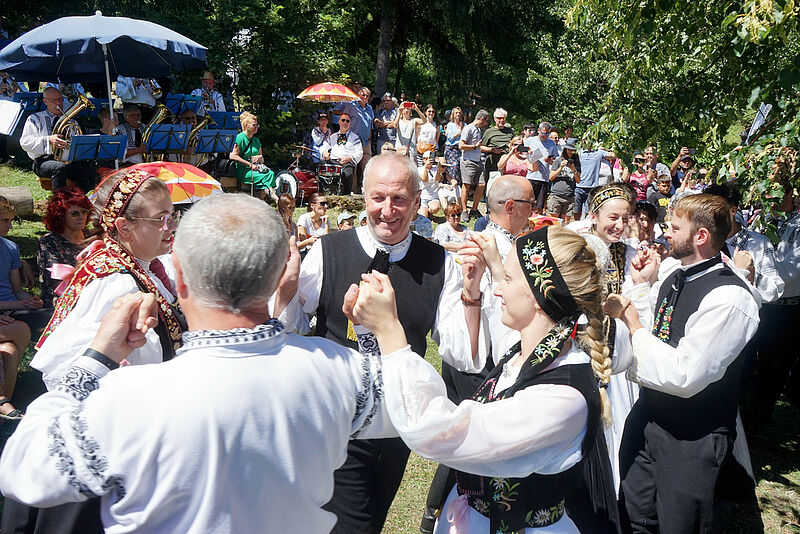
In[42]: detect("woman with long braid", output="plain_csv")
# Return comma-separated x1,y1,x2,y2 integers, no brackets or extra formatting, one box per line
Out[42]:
346,226,614,533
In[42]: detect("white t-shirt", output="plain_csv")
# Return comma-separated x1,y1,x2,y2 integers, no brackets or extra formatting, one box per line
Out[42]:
297,212,329,238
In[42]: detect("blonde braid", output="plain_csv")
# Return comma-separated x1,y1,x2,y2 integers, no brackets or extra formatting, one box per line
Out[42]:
548,227,613,427
580,315,613,427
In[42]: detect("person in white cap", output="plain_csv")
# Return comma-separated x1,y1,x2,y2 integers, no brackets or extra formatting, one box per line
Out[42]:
191,72,226,116
337,211,356,231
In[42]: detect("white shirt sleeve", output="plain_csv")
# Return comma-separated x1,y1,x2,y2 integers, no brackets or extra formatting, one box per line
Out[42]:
214,91,226,112
115,77,136,101
628,285,760,398
752,235,783,303
31,274,164,390
277,239,323,334
380,346,587,477
776,219,800,298
20,113,49,158
350,136,363,164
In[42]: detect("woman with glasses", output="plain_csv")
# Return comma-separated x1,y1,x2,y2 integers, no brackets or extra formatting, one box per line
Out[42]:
415,104,440,165
433,204,471,252
625,153,651,201
296,193,330,253
36,187,92,308
229,111,277,202
497,136,532,178
3,169,185,534
387,102,425,159
31,169,183,392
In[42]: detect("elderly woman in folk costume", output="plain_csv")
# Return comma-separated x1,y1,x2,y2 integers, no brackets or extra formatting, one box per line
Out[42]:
346,226,617,533
2,169,185,534
32,169,184,389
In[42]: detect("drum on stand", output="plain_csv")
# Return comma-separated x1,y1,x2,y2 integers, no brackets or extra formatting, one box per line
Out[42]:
275,168,318,204
316,164,343,195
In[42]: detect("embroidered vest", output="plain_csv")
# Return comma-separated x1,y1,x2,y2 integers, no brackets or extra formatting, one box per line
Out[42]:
455,363,601,533
642,260,750,437
317,230,445,357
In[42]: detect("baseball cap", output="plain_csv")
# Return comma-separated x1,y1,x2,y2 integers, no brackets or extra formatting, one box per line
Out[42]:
337,211,355,225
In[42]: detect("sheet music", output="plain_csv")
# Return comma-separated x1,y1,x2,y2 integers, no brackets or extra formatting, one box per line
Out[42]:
0,100,23,136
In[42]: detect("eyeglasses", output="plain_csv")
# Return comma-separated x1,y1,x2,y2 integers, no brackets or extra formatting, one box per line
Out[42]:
316,201,329,207
340,119,350,123
509,199,535,207
129,212,181,231
448,213,460,219
68,209,90,218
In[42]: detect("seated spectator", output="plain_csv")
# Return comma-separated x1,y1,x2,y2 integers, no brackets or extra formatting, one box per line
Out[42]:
418,151,443,218
0,316,30,420
320,112,362,195
337,211,355,231
497,136,531,178
648,173,673,222
37,187,91,308
0,197,48,335
358,210,367,226
410,211,433,239
229,111,277,202
277,194,297,238
297,193,330,252
433,204,471,252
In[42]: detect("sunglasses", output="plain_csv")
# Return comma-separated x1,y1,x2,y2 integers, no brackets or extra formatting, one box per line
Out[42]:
340,119,350,123
448,213,460,219
130,212,181,231
68,209,90,218
316,201,329,207
511,198,535,207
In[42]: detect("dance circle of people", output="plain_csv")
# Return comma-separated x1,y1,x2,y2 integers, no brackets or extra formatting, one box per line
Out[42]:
0,96,798,534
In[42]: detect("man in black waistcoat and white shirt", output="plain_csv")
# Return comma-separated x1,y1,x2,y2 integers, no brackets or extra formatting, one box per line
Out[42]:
606,194,759,533
274,152,473,533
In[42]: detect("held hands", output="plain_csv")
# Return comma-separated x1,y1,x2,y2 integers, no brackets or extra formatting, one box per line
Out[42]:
630,247,660,285
342,272,407,354
90,293,159,364
460,232,503,282
732,248,755,282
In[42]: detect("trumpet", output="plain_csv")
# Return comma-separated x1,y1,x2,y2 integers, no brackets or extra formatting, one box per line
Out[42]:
136,78,162,99
200,88,216,112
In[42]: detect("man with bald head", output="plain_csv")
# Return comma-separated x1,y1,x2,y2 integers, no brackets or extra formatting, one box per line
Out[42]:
19,87,98,192
276,152,471,533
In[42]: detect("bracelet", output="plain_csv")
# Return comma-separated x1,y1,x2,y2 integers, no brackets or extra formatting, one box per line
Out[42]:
461,290,482,307
83,348,119,371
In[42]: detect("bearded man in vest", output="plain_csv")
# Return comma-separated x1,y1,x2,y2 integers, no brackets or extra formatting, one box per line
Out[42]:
606,194,760,533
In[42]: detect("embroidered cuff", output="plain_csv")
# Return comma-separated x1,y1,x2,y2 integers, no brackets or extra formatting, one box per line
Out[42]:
56,359,107,402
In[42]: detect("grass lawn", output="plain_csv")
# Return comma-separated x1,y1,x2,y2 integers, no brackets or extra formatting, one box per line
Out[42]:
1,164,799,533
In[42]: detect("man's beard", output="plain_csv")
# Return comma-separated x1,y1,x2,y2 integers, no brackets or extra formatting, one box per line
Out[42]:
669,235,694,259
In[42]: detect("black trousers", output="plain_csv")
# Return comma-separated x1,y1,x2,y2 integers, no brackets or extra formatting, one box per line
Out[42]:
323,437,410,533
618,403,733,534
756,298,800,417
1,498,103,534
33,156,97,193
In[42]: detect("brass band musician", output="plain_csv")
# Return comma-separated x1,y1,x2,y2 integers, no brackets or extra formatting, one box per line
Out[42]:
191,72,225,116
116,76,161,121
19,87,97,192
114,104,146,164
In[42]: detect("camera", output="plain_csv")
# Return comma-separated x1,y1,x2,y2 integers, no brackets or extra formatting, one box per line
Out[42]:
402,102,414,109
517,145,529,153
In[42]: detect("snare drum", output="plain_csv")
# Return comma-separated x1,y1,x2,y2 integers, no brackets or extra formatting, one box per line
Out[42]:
317,164,343,177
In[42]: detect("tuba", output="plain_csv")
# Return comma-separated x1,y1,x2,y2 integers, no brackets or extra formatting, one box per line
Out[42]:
142,103,173,162
183,113,216,165
52,93,95,162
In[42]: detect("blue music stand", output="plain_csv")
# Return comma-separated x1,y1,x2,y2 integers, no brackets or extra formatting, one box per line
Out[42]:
195,129,237,155
207,111,241,130
164,94,201,115
145,124,191,158
66,135,128,161
13,92,44,112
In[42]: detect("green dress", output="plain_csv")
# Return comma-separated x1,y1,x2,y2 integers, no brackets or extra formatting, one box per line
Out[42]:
235,132,276,189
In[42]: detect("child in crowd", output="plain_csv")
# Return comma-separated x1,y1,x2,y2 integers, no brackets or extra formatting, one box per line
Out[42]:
337,211,355,231
648,173,673,222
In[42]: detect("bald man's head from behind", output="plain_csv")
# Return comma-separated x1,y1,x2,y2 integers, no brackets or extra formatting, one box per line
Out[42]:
487,174,534,236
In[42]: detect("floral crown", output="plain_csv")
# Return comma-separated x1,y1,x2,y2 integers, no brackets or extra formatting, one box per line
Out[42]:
590,187,628,214
515,227,579,322
100,169,154,232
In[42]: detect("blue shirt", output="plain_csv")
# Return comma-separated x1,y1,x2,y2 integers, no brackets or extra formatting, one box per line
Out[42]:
445,122,463,147
0,236,21,302
341,101,375,146
577,149,608,189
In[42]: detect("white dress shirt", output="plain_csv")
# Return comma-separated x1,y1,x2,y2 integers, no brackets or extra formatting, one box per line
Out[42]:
774,211,800,299
725,226,784,303
115,76,158,107
191,88,226,115
19,110,59,159
627,258,760,398
320,131,363,164
114,122,145,164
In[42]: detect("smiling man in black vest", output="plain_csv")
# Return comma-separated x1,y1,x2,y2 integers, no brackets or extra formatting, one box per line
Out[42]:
606,194,760,533
274,152,470,533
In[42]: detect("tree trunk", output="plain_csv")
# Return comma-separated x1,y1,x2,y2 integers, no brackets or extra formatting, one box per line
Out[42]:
392,12,408,98
374,0,395,98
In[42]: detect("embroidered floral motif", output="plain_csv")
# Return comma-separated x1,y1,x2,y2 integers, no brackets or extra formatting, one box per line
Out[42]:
473,498,490,515
489,477,520,512
519,242,556,299
56,367,101,401
605,241,627,295
526,500,565,527
351,353,384,437
653,298,674,341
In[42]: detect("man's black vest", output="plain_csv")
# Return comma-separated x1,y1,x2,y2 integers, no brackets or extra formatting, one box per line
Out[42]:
317,230,446,357
640,259,751,438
